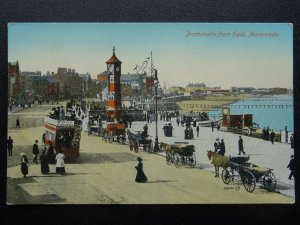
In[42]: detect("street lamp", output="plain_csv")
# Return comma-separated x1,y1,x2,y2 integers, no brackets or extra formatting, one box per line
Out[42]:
153,69,160,152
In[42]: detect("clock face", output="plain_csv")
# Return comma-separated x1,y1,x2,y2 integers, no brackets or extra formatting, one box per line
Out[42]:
223,108,229,115
108,64,114,72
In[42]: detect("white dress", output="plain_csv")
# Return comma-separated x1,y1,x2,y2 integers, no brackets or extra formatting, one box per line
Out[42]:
55,153,65,168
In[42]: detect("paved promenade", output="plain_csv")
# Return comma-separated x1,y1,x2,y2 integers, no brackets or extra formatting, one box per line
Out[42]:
6,103,294,204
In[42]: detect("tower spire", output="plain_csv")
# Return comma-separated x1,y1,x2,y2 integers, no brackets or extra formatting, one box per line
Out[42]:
113,46,115,55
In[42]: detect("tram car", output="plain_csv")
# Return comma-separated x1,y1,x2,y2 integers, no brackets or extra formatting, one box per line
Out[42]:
44,116,82,160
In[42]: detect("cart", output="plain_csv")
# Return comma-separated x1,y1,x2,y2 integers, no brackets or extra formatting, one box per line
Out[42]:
221,156,277,193
127,130,153,152
165,142,196,168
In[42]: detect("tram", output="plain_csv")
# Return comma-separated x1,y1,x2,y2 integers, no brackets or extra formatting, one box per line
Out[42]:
44,116,82,160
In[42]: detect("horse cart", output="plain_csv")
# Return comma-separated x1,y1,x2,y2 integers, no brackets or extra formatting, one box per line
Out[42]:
221,156,277,193
100,123,126,144
164,142,196,168
127,130,153,152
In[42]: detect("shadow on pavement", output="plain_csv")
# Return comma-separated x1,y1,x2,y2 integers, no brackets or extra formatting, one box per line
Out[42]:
146,179,177,183
69,152,137,164
6,177,66,204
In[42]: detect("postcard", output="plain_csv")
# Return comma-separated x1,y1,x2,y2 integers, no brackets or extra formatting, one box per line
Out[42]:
7,23,294,204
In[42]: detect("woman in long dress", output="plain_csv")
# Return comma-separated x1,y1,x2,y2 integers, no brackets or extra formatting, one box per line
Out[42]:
55,150,65,174
20,153,29,178
40,149,50,174
135,157,147,183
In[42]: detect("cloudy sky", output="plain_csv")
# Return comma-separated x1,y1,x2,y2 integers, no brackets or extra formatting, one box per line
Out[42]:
8,23,293,89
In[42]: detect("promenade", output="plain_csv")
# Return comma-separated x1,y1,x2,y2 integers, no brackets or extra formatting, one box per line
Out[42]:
6,103,294,204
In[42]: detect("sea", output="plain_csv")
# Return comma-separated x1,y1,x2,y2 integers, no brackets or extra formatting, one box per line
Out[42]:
208,94,294,132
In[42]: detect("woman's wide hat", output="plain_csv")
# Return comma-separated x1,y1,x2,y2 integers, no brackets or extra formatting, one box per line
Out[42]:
137,157,143,162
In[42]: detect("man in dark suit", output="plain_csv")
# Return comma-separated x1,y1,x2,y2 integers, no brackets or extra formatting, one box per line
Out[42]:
287,155,295,180
7,136,13,156
32,140,40,164
238,136,245,155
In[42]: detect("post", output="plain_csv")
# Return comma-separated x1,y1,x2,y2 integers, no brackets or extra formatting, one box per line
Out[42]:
153,69,160,152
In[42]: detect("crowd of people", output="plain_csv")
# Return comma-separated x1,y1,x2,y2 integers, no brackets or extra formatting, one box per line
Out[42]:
18,139,66,178
213,136,245,156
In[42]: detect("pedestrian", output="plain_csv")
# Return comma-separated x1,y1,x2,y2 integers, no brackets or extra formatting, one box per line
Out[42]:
135,157,147,183
7,136,13,156
133,140,139,153
238,136,245,155
219,139,226,156
285,126,288,143
287,155,295,180
55,150,65,174
129,119,132,128
196,125,199,138
16,118,20,128
40,149,49,174
270,130,275,144
129,140,133,151
42,132,46,146
143,123,148,137
290,134,294,149
47,141,56,163
32,140,40,164
20,153,29,178
211,120,214,132
214,138,220,153
188,127,194,139
184,127,189,139
266,126,270,140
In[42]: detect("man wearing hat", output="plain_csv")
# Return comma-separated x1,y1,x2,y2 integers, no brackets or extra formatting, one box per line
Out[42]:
238,136,245,155
32,140,40,164
287,155,295,180
135,157,148,183
214,138,220,153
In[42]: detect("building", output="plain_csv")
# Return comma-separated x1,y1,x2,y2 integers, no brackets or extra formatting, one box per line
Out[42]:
106,47,123,119
8,61,21,98
54,68,84,99
231,87,255,93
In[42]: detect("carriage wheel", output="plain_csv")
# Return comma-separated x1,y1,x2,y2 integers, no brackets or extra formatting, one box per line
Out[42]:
188,154,196,167
174,153,182,168
221,169,231,184
242,171,256,193
166,152,172,166
263,172,277,192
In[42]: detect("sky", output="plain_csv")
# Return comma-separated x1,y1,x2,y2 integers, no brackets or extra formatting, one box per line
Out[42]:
8,23,293,89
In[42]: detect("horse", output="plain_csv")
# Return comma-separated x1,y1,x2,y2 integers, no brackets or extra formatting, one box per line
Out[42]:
160,142,172,152
207,150,230,177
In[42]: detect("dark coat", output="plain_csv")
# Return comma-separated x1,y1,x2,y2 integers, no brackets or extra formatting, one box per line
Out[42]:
7,138,13,149
214,141,220,152
238,139,244,151
135,162,147,183
287,158,295,171
20,156,29,176
219,142,226,156
32,143,39,155
40,153,49,174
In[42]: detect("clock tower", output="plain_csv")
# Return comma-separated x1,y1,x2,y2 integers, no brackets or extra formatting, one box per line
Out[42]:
105,47,123,120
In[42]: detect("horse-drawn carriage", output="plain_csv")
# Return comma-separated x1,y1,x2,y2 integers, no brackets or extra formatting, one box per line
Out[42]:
207,150,277,193
162,142,196,168
127,130,153,152
221,155,277,193
99,125,126,144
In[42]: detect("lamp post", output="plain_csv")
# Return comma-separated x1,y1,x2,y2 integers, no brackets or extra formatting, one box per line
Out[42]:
153,69,160,152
